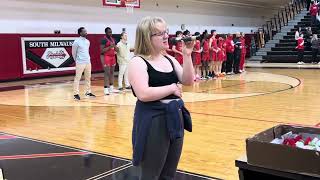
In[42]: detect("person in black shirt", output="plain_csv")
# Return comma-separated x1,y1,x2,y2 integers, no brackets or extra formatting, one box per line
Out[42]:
306,0,311,11
233,32,242,74
128,17,195,180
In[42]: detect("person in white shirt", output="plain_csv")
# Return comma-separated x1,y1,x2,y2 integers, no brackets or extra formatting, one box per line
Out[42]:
72,27,95,100
295,27,301,41
116,32,134,90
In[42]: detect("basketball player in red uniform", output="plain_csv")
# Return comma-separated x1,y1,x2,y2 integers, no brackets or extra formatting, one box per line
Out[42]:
100,27,119,95
172,31,183,65
217,36,226,77
296,34,305,64
240,32,246,72
192,32,202,80
209,30,218,78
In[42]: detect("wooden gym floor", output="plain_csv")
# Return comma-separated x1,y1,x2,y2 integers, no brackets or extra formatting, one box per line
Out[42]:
0,68,320,180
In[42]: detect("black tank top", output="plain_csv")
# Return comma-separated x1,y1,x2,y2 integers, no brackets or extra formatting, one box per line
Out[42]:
133,55,180,100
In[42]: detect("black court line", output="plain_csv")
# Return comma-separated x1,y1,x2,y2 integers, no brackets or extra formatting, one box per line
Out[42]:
0,72,302,108
195,81,255,93
101,73,302,107
190,111,285,125
246,66,320,70
0,132,221,180
185,74,301,105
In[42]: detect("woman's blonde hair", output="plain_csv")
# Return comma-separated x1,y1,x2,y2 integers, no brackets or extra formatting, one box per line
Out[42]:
134,16,166,57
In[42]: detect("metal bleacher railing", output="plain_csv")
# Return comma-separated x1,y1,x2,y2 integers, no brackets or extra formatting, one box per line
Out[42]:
254,0,306,51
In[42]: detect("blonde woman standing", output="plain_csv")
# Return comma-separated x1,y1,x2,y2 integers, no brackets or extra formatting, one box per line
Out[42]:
128,17,194,180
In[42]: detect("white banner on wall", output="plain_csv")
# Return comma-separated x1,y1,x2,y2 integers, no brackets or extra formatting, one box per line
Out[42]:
21,37,77,75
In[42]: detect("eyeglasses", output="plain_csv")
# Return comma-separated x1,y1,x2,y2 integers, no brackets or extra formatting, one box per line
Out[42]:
151,29,169,37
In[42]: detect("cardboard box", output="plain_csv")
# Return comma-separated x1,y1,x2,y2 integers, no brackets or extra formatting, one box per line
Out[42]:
246,124,320,176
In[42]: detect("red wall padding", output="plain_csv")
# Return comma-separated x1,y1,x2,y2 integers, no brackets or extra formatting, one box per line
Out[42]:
0,33,255,81
0,34,23,81
0,34,106,81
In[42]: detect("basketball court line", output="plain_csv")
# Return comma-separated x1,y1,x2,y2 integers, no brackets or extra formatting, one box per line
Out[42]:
0,135,16,140
90,72,302,106
87,164,133,180
1,133,131,163
0,72,302,108
0,152,88,160
0,133,132,180
0,72,303,180
190,111,285,124
190,112,320,128
195,81,254,93
195,77,300,105
176,170,223,180
86,163,133,180
0,132,221,180
91,164,221,180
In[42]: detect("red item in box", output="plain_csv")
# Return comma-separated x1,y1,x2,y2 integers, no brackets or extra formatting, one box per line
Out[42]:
305,137,312,145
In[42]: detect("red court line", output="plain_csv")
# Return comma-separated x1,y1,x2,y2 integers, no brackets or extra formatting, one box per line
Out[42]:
0,135,16,140
0,151,88,160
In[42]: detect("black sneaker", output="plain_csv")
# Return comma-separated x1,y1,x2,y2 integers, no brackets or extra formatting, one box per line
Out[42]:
125,86,131,90
85,92,96,98
74,94,80,100
118,87,124,91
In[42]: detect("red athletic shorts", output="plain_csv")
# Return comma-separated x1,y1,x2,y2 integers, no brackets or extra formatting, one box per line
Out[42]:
192,52,201,65
202,52,210,61
104,55,116,66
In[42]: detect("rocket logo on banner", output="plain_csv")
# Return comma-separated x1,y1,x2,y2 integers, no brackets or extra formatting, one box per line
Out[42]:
41,48,70,68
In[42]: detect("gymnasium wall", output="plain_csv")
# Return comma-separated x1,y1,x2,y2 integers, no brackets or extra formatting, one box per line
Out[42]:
0,34,106,81
0,0,285,81
0,0,283,35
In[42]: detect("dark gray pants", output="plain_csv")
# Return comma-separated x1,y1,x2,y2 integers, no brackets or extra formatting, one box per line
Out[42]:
312,48,319,63
311,15,317,26
297,49,304,62
226,52,234,73
233,51,241,73
139,114,184,180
